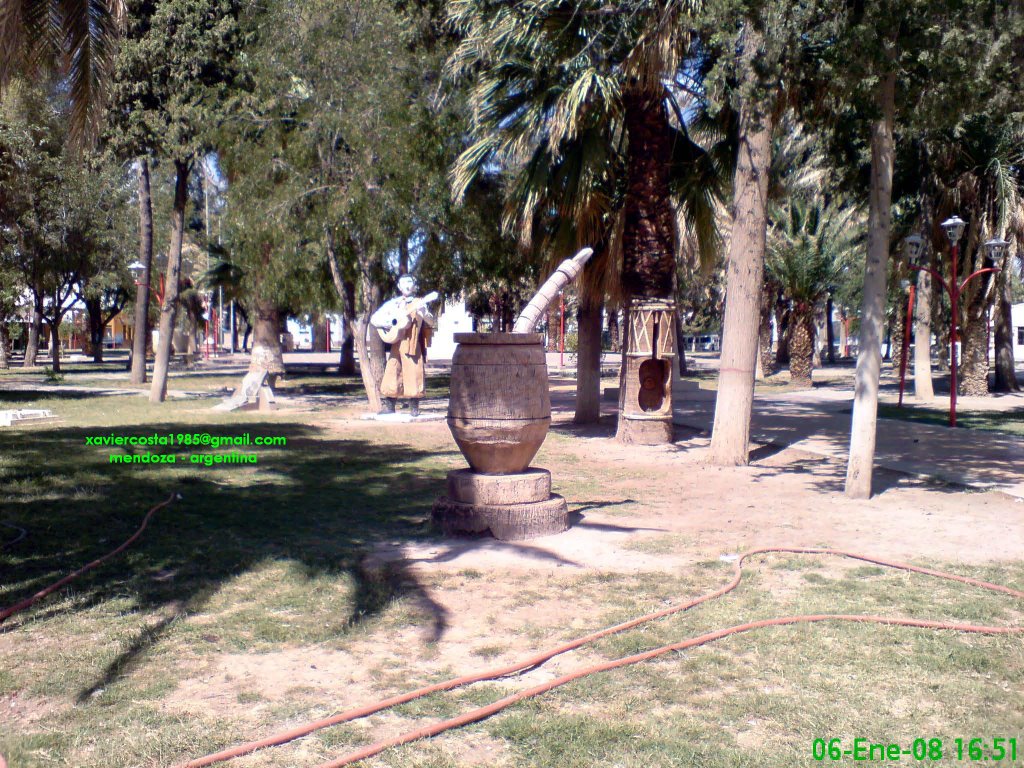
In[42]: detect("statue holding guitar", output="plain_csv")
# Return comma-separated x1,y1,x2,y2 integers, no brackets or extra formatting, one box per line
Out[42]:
370,274,438,416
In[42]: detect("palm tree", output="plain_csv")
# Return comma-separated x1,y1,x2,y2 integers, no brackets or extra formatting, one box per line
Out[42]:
447,0,720,441
0,0,124,141
766,197,861,388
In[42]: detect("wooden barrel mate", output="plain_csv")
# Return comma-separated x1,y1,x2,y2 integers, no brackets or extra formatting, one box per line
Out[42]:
447,332,550,474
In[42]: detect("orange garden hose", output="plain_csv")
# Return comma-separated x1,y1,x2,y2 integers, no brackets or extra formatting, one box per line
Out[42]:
177,547,1024,768
0,493,178,768
0,492,178,625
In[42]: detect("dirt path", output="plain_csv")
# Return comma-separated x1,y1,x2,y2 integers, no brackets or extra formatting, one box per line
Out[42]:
361,417,1024,577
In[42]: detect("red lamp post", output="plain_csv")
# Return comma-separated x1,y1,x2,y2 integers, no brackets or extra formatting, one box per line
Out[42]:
906,216,1003,427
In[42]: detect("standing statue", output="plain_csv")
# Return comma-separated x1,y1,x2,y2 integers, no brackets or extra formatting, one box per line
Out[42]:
370,275,438,416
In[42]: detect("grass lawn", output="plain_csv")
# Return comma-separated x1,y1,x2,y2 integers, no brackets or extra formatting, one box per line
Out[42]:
1,371,1022,767
878,402,1024,437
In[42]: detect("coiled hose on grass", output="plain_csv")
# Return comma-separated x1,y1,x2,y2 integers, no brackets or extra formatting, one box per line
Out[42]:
176,547,1023,768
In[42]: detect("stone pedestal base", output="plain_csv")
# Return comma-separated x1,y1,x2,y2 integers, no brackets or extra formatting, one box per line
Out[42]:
432,467,569,541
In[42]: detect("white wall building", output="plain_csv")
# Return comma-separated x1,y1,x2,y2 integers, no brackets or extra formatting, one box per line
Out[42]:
429,297,474,361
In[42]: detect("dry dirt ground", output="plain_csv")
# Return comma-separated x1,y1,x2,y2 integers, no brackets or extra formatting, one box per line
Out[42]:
362,412,1024,573
144,408,1023,767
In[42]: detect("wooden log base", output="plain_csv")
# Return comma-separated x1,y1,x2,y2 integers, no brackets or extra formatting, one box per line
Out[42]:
447,467,551,505
432,494,570,541
615,415,674,445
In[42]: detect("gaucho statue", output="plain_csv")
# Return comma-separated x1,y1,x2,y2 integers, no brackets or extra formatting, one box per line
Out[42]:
370,274,438,417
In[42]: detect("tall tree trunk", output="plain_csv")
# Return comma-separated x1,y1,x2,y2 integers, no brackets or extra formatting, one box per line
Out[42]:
86,297,105,363
813,310,827,367
608,310,621,352
615,92,677,444
826,295,836,364
347,237,385,411
709,63,774,465
354,280,385,412
574,293,603,424
339,279,357,375
324,226,358,376
845,66,895,499
788,310,815,388
249,298,285,377
675,312,688,376
913,271,935,400
310,313,328,352
23,291,42,367
131,157,154,385
993,266,1019,392
49,322,61,372
758,283,779,377
0,325,9,369
150,159,191,404
838,311,849,358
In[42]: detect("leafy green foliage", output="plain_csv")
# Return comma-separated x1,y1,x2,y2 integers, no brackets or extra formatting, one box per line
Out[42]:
107,0,246,164
767,197,862,311
0,80,133,338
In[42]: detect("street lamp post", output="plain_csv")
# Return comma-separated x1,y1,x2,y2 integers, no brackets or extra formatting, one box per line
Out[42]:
897,234,924,407
905,216,1002,427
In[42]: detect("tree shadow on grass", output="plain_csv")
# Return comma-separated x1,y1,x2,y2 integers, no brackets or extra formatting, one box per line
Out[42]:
0,390,120,403
0,415,458,699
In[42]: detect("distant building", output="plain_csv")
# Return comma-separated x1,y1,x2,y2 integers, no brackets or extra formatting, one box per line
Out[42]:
429,297,474,361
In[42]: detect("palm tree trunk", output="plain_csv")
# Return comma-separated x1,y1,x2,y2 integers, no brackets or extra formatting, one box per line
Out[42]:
709,58,774,465
616,93,677,445
775,306,791,366
131,157,154,385
913,271,935,399
890,305,905,372
993,266,1019,392
958,307,989,396
788,310,815,388
150,159,190,404
574,293,603,424
845,64,895,499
